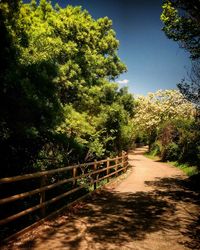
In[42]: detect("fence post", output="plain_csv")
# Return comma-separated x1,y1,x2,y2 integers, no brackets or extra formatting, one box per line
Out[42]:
94,161,97,190
107,158,110,183
122,151,125,173
115,157,118,177
73,167,77,186
125,152,128,171
40,175,46,218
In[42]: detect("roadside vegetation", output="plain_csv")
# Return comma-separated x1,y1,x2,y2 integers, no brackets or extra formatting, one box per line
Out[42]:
144,152,198,177
135,0,200,177
0,0,199,184
0,0,199,240
133,89,199,175
0,0,135,178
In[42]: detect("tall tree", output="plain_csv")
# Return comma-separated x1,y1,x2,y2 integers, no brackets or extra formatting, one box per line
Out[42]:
161,0,200,108
161,0,200,59
0,0,134,176
177,61,200,109
133,89,194,146
0,0,63,176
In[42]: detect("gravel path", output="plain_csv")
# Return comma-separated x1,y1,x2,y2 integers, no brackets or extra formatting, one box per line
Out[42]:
5,147,200,250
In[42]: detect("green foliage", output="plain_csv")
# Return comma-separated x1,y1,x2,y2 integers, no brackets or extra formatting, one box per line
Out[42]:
133,89,194,148
149,119,200,169
145,150,198,176
162,142,180,161
0,0,134,177
149,141,162,157
161,0,200,60
161,1,200,107
137,90,199,170
169,161,198,177
177,62,200,108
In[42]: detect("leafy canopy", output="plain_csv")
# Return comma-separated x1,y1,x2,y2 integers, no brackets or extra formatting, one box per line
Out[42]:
0,0,134,176
133,89,194,136
161,0,200,60
161,1,200,108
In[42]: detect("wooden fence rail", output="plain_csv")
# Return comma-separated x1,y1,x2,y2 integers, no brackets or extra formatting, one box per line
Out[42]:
0,152,129,230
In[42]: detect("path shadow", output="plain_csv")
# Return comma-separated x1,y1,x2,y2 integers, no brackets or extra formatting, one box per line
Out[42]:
18,189,178,250
145,176,200,250
8,174,200,249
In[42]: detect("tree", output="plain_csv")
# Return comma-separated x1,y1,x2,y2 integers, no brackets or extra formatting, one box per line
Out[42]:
0,0,134,176
161,0,200,108
154,118,200,164
177,62,200,109
161,0,200,60
133,89,194,146
0,0,64,176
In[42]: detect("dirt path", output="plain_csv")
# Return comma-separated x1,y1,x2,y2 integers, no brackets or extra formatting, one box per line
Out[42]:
5,147,200,250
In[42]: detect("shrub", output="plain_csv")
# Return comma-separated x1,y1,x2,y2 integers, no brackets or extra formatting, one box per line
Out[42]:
162,142,180,161
149,141,162,156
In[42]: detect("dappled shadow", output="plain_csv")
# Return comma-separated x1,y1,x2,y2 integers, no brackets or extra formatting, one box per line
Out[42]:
5,163,200,249
17,189,178,250
145,176,200,205
78,190,177,244
182,214,200,250
145,176,200,249
187,173,200,192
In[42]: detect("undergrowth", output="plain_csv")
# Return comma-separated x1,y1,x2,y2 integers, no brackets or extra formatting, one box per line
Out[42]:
144,152,199,177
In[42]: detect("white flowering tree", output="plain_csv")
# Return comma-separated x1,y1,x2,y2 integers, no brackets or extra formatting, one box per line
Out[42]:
133,89,195,145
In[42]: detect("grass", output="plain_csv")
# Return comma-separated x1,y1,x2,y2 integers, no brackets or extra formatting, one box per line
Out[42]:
144,152,160,161
144,152,199,177
168,161,198,177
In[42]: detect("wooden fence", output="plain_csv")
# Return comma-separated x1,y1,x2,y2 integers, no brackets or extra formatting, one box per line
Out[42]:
0,152,129,232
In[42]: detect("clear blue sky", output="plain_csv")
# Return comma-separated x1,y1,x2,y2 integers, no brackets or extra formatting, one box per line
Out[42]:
41,0,192,95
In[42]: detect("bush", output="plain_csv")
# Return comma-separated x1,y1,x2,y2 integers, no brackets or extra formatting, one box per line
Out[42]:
149,141,161,156
162,142,180,161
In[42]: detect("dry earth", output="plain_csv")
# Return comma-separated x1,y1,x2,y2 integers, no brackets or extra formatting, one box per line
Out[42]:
3,147,200,250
